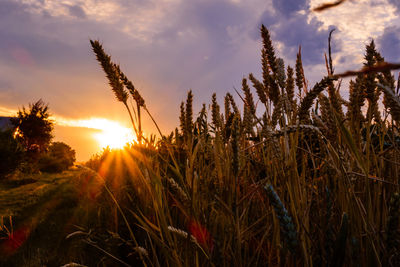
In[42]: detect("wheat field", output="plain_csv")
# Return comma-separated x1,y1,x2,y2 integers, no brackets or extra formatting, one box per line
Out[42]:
80,23,400,267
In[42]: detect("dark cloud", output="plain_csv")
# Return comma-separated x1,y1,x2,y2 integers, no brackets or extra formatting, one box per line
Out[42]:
258,1,340,66
67,5,86,19
377,26,400,61
271,0,308,17
117,0,154,9
274,16,337,65
389,0,400,11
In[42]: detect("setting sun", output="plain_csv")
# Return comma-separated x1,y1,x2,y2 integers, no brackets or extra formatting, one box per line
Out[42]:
90,119,135,149
94,126,134,149
57,117,136,150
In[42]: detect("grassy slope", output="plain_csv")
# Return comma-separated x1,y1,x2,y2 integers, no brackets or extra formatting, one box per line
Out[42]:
0,168,108,266
0,170,79,217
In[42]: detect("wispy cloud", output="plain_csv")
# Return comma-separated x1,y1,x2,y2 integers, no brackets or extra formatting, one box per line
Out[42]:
0,106,17,117
56,116,130,131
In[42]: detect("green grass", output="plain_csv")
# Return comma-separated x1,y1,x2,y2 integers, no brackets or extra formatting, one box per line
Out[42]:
0,168,128,266
0,170,78,217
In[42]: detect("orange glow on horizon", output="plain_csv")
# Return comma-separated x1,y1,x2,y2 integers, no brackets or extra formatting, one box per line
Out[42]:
0,105,139,156
57,117,137,150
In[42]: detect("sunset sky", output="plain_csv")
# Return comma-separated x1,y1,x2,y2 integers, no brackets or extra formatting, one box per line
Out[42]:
0,0,399,161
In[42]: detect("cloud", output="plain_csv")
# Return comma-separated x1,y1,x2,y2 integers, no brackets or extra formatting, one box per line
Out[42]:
388,0,400,11
258,0,337,66
67,4,87,19
0,1,83,66
377,25,400,61
271,0,308,17
274,15,336,65
308,0,398,70
0,105,17,117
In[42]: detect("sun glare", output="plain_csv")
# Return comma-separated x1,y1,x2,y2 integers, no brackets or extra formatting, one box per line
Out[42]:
91,119,135,149
63,118,136,149
55,117,137,150
94,128,132,149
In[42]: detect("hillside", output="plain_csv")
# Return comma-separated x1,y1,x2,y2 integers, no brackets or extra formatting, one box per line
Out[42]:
0,167,113,266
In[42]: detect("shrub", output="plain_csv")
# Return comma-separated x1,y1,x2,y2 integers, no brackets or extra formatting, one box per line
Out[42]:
0,129,24,179
38,142,76,173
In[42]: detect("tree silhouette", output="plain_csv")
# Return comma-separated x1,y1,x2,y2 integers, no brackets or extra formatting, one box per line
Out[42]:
11,99,53,155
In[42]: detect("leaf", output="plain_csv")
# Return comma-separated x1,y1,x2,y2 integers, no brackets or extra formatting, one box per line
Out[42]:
65,231,88,240
334,62,400,78
313,0,347,12
333,110,367,175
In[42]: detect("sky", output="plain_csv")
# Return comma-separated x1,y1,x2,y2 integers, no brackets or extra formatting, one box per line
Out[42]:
0,0,399,161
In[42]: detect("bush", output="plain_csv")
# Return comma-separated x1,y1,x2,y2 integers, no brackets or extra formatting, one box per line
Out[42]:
38,142,76,173
0,129,24,179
